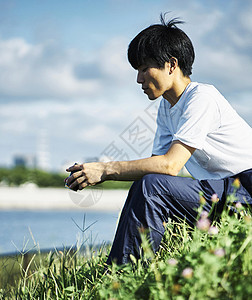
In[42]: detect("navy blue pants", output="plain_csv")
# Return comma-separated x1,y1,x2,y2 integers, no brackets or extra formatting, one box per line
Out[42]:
107,169,252,265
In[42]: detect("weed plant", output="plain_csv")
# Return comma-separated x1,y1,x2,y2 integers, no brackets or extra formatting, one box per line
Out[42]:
0,186,251,299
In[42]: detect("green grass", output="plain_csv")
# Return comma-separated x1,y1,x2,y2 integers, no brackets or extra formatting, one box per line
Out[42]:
1,195,251,299
97,180,132,189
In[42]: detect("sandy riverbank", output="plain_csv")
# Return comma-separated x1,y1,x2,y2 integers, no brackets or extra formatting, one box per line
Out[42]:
0,186,128,211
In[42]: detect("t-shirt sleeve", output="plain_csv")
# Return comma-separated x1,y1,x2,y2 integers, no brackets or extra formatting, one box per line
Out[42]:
173,92,221,149
152,101,172,155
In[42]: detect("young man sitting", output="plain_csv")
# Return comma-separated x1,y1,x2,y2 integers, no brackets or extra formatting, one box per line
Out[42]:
66,15,252,265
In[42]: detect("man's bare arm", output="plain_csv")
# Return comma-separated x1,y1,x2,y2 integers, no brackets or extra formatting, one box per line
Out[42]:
66,140,195,190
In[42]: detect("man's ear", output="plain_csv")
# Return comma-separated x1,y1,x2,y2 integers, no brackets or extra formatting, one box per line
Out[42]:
168,57,178,74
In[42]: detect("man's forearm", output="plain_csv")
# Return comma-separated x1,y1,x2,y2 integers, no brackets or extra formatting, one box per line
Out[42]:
103,141,195,182
66,141,193,190
104,155,179,181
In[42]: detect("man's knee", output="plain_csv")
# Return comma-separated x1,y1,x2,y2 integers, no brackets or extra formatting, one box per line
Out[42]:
141,174,158,195
140,173,175,196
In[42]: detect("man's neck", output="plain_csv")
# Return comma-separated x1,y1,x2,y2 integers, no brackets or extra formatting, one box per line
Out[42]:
163,76,191,107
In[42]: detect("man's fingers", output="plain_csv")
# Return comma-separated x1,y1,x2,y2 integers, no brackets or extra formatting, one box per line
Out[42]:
67,172,90,190
79,181,89,190
66,163,82,172
66,170,83,186
70,178,89,190
64,163,92,191
68,177,82,190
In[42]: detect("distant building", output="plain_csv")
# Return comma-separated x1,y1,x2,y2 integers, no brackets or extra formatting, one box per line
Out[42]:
13,154,37,169
36,129,51,171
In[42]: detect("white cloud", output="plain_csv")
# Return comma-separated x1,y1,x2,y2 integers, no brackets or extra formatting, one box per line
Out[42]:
99,37,132,82
77,124,115,145
0,38,102,99
193,44,252,93
187,1,252,97
0,35,135,101
0,95,150,162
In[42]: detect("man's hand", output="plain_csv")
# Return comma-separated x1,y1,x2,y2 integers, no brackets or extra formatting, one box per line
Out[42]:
65,162,106,191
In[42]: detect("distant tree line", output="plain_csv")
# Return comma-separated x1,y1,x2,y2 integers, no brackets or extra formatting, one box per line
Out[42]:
0,166,66,187
0,166,132,189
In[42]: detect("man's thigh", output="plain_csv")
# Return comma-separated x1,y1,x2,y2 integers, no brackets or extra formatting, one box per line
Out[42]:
142,174,224,203
141,174,225,223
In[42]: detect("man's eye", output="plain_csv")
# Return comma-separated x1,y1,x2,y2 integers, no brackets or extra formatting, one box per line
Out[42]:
142,67,148,72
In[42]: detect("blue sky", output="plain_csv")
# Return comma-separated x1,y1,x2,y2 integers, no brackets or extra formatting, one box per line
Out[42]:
0,0,252,171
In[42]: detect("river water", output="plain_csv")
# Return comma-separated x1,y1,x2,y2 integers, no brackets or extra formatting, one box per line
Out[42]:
0,210,120,255
0,187,130,255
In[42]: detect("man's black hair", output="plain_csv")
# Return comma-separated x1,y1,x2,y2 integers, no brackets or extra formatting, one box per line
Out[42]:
128,13,195,77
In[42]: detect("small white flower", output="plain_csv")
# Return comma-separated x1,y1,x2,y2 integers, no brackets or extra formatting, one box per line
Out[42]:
235,202,243,209
182,267,193,279
200,211,209,219
211,194,219,203
214,248,225,257
168,258,178,266
208,226,219,235
196,218,211,231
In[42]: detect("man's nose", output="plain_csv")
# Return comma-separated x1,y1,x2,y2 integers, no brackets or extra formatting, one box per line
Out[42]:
137,71,144,84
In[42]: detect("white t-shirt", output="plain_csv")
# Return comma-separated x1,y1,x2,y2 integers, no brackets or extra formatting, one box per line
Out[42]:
152,82,252,180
